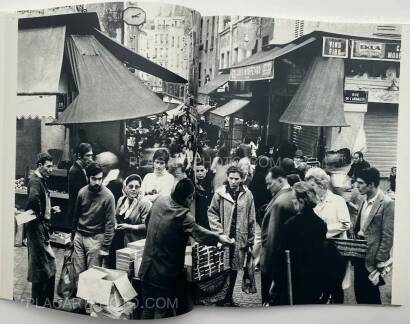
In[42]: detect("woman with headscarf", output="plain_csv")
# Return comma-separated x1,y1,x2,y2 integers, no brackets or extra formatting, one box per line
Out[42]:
107,174,152,268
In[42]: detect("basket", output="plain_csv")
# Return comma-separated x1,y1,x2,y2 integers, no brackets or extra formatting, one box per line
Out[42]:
327,238,367,259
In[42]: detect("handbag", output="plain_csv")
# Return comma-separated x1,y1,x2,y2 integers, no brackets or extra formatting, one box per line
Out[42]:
241,251,257,294
57,247,76,299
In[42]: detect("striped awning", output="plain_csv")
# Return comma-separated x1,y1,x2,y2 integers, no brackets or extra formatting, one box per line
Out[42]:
279,56,349,127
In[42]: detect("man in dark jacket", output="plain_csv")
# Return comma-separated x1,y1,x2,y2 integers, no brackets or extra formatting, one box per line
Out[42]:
139,178,233,319
25,153,59,307
347,151,370,182
260,167,296,305
68,143,93,227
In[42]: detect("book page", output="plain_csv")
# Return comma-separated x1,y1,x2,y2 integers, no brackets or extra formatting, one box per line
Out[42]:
1,1,202,319
193,14,407,307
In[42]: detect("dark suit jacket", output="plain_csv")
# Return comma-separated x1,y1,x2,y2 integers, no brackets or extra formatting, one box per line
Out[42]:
354,190,394,272
25,173,56,283
139,196,220,288
260,187,296,275
68,161,88,223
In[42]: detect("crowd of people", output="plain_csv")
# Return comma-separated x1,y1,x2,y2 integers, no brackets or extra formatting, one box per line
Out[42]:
23,130,395,317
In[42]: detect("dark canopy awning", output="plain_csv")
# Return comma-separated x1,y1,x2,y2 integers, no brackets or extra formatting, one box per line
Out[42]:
198,74,229,95
211,99,250,117
279,56,349,127
54,35,167,124
18,26,66,94
92,28,187,84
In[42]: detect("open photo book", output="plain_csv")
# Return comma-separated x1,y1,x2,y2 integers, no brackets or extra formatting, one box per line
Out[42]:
0,0,408,320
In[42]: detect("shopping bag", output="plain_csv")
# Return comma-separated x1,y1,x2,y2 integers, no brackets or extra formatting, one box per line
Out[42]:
57,248,76,299
241,251,257,294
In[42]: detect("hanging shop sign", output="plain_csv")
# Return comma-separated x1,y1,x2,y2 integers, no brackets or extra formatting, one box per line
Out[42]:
322,37,348,58
343,90,368,104
230,61,274,81
351,40,401,61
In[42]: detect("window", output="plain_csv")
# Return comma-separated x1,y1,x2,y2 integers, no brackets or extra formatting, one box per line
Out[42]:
160,34,164,44
226,51,230,67
172,36,175,47
262,35,269,46
205,39,208,52
221,53,225,69
206,19,209,37
252,40,258,55
234,47,238,64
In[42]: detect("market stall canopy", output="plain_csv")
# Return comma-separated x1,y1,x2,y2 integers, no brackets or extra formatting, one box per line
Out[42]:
92,28,187,84
16,95,56,119
211,99,250,117
198,74,230,95
229,37,316,81
18,26,66,94
197,104,214,115
54,35,168,124
279,56,349,127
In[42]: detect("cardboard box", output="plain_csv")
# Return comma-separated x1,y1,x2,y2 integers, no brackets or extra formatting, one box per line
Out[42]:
127,239,146,251
89,301,136,320
77,266,137,307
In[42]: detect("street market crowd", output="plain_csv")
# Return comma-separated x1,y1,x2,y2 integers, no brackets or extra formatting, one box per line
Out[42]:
22,119,395,318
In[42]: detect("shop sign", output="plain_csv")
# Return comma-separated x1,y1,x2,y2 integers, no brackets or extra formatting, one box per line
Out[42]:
322,37,348,58
230,61,274,81
351,40,401,61
344,90,368,104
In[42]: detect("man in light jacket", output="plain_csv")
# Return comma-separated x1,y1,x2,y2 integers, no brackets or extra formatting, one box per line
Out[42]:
353,167,394,304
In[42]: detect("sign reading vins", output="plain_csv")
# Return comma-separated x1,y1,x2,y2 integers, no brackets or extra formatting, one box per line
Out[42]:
322,37,348,58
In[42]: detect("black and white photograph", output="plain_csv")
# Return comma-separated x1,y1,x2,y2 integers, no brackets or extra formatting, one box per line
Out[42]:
0,0,406,321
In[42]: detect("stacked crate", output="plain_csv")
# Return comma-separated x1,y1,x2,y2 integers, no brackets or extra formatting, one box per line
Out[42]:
192,244,225,282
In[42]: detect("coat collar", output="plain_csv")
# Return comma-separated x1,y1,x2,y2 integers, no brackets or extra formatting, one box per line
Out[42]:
216,184,248,203
358,189,384,233
266,187,292,212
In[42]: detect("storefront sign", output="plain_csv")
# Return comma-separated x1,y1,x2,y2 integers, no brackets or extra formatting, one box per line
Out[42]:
322,37,348,58
230,61,274,81
351,40,401,61
344,90,368,104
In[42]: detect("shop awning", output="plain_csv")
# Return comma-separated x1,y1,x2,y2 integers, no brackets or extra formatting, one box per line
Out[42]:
198,74,230,95
197,105,214,115
279,56,349,127
18,26,66,94
92,28,187,84
211,99,250,117
229,37,317,81
54,35,168,124
16,95,56,119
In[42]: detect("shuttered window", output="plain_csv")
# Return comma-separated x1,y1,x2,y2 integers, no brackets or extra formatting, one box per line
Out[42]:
290,125,319,157
363,104,398,178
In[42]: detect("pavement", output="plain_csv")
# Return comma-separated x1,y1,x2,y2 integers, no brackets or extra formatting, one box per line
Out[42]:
14,245,392,309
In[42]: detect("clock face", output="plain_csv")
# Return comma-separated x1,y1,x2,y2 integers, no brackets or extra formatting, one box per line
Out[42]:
123,7,146,27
